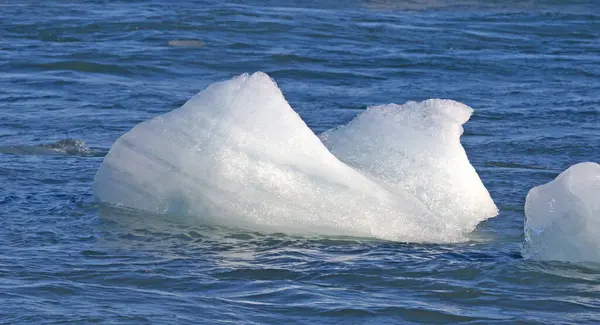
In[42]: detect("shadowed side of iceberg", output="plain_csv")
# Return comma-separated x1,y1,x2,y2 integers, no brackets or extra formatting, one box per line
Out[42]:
93,72,460,242
523,162,600,262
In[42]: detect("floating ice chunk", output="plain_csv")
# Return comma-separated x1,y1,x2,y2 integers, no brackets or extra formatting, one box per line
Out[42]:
95,72,439,241
94,72,494,242
321,99,498,233
523,162,600,262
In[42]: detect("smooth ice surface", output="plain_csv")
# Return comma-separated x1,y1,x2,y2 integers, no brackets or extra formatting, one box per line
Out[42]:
321,100,498,233
523,162,600,262
94,72,496,242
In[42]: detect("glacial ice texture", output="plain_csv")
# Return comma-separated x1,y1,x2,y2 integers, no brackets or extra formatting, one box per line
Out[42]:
321,100,498,233
523,162,600,262
94,72,497,242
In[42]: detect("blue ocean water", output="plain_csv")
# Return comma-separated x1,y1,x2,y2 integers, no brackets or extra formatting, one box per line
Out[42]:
1,1,599,323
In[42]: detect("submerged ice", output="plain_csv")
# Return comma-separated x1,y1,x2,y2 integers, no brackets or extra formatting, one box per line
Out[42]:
523,162,600,262
94,72,497,242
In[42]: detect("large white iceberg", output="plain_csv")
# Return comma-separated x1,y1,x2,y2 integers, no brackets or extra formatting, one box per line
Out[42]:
94,72,497,242
523,162,600,262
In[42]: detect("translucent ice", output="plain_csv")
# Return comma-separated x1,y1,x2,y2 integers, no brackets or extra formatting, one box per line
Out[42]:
523,162,600,262
321,100,498,233
94,72,496,242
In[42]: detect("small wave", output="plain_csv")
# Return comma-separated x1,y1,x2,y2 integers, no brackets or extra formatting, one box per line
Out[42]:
484,161,550,170
0,139,91,156
28,61,132,76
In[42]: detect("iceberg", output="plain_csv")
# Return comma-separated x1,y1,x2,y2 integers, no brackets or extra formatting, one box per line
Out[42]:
320,100,498,232
94,72,497,242
523,162,600,262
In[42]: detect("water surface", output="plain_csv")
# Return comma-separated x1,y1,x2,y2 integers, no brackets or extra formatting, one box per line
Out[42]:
1,1,599,323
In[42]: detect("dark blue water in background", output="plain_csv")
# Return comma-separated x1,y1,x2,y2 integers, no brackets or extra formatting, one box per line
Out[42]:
1,1,599,323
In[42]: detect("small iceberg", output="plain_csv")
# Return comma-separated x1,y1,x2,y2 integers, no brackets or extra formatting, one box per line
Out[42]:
93,72,497,242
523,162,600,262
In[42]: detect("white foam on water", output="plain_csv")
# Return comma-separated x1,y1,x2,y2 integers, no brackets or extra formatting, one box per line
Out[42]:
523,162,600,262
94,72,497,242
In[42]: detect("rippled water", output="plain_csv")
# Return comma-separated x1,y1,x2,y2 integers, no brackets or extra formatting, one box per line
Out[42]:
1,1,599,323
